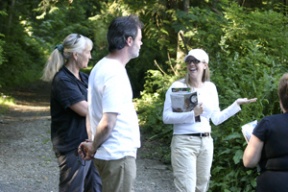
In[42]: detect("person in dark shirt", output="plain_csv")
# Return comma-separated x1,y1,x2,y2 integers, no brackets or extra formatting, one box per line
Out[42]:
42,33,101,192
243,73,288,192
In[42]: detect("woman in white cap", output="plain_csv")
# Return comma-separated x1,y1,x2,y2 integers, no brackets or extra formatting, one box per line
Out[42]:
162,48,257,192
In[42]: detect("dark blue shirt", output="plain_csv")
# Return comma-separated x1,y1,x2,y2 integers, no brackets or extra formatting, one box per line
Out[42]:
252,112,288,191
50,66,88,154
253,113,288,171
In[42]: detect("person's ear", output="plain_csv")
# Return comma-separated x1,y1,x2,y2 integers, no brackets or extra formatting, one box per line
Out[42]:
72,52,78,60
126,36,133,46
203,63,208,69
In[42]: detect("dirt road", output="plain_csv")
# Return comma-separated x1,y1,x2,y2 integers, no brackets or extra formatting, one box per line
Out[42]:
0,85,175,192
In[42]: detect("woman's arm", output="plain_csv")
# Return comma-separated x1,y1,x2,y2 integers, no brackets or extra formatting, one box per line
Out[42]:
78,112,117,160
210,98,257,126
243,134,263,168
86,110,92,140
70,100,88,117
162,88,196,124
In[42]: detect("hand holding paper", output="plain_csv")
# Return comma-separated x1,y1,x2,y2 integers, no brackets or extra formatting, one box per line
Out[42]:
241,120,258,143
194,103,203,116
170,89,198,112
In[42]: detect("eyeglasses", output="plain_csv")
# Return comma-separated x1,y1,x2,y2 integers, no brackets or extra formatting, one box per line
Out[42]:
73,34,81,45
172,88,191,92
186,57,200,65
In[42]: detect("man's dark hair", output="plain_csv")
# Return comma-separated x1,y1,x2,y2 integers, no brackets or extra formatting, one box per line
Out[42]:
107,15,143,52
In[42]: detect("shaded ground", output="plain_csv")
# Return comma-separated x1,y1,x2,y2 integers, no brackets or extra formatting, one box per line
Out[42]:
0,82,175,192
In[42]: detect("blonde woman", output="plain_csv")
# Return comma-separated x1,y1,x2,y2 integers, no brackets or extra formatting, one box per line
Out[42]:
163,48,256,192
42,33,101,192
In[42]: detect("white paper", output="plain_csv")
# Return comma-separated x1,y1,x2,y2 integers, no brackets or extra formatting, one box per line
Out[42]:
241,120,258,143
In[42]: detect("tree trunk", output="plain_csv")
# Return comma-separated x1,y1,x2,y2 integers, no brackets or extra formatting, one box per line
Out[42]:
176,0,190,62
7,0,16,35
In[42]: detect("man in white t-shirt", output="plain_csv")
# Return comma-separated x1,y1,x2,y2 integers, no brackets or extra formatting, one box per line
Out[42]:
78,15,143,192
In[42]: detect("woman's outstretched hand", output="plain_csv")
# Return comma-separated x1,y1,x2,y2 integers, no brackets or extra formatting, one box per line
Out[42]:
236,98,257,105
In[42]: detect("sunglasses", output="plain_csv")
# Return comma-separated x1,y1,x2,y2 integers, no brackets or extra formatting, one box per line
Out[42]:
73,34,81,45
186,57,200,65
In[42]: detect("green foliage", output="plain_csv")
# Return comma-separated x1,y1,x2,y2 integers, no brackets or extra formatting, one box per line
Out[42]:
207,5,288,191
0,93,14,114
134,69,175,163
135,69,174,136
0,34,45,87
0,0,47,88
0,37,5,66
136,1,288,191
174,6,225,53
1,0,288,189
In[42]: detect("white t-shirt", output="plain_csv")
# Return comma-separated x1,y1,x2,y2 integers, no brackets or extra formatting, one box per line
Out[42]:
162,79,241,134
88,57,140,160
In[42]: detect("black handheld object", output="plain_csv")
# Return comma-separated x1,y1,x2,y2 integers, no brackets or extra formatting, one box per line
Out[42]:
172,87,191,92
195,116,201,122
188,91,201,122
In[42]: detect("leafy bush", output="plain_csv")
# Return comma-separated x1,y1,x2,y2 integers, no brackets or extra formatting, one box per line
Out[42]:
208,5,287,191
135,69,174,138
136,2,288,191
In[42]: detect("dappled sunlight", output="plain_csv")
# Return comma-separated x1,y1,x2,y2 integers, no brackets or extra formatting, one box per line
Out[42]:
8,103,50,112
1,103,50,122
1,91,50,113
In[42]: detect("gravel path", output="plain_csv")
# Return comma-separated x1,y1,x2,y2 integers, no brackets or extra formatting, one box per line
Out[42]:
0,86,175,192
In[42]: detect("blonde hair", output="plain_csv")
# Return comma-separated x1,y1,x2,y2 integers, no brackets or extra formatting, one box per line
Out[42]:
41,33,93,82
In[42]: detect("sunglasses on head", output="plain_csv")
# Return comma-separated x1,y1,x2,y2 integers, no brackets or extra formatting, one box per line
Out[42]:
186,56,200,64
73,34,81,45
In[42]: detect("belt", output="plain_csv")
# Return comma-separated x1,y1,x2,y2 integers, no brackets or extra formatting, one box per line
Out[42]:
180,132,210,137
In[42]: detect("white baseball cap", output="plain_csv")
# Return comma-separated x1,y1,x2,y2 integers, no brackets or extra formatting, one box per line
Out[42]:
184,49,209,64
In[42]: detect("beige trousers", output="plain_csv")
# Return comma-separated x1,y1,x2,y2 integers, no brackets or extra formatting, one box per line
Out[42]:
171,135,214,192
94,156,136,192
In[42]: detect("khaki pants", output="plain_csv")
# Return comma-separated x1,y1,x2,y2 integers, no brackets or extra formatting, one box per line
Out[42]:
94,156,136,192
171,135,214,192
